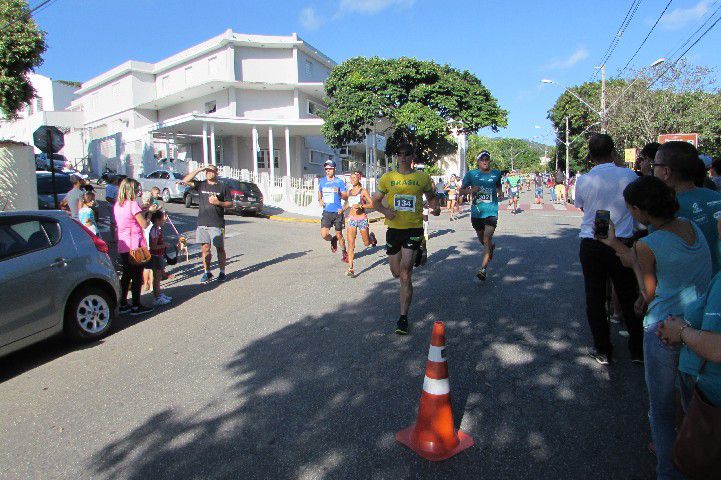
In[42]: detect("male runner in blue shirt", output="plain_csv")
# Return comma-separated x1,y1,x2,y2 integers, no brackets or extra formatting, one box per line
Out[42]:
318,159,349,263
459,151,503,281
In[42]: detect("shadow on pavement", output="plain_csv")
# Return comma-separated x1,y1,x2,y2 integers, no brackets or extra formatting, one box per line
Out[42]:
87,227,653,479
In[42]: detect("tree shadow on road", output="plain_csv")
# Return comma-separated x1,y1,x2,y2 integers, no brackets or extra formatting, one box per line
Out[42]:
88,227,653,479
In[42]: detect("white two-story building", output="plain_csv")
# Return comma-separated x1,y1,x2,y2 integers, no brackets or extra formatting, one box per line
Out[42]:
70,30,386,188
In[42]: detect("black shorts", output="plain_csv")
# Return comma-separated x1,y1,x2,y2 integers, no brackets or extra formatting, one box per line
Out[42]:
321,211,345,231
386,228,424,255
471,216,498,232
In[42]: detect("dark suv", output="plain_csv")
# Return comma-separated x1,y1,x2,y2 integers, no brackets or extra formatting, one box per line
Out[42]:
184,177,264,215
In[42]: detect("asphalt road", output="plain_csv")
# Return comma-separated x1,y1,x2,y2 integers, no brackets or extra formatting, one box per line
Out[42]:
0,189,654,480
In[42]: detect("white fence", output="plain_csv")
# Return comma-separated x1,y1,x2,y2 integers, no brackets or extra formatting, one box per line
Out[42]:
189,161,378,216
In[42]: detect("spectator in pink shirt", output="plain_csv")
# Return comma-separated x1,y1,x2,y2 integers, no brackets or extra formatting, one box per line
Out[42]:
113,178,153,316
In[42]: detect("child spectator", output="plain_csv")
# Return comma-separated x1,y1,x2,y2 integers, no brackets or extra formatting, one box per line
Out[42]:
78,191,98,235
149,210,172,306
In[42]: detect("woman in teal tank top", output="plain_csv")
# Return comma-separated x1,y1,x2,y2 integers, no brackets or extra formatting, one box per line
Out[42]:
600,176,712,479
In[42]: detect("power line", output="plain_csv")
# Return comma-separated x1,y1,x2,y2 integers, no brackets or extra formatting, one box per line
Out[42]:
618,0,674,75
592,0,644,79
0,0,58,33
663,0,721,67
646,4,721,89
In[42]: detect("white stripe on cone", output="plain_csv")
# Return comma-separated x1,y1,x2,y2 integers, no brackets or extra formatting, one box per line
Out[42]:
427,345,446,363
423,376,450,395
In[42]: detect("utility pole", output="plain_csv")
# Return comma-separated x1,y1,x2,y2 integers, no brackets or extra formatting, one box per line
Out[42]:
601,64,607,133
565,116,570,182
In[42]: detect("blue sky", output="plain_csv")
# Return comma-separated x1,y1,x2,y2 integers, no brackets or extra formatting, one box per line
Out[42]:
34,0,721,145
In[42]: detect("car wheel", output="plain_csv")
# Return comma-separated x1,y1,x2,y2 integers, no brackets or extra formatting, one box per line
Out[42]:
162,188,171,203
184,194,193,208
64,286,114,342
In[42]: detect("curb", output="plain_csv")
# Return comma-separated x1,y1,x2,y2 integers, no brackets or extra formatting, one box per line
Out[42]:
261,214,385,224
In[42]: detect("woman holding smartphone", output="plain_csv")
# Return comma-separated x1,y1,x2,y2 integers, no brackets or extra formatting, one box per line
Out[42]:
600,176,711,479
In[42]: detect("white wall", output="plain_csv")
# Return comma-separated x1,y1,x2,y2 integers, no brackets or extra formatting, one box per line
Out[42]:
0,143,37,211
297,91,326,119
50,81,78,111
237,90,295,119
157,92,230,122
80,74,135,123
156,48,231,97
235,47,295,83
297,50,331,83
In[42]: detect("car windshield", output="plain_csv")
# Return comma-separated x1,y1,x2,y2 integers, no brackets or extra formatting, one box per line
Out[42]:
36,175,73,194
240,182,262,195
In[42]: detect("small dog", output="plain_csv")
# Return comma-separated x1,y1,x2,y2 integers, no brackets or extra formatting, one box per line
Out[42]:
178,235,189,262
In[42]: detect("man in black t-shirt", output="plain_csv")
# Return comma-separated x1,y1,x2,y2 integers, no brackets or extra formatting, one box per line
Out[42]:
182,164,233,283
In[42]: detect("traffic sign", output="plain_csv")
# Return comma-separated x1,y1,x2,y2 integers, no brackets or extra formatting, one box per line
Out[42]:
33,126,65,154
658,133,699,147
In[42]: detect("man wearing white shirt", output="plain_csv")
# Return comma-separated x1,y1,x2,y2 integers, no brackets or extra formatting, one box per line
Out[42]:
575,134,643,365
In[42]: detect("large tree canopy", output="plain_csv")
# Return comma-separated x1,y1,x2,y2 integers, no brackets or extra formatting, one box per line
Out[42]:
547,60,721,170
466,135,551,173
321,56,507,163
0,0,46,119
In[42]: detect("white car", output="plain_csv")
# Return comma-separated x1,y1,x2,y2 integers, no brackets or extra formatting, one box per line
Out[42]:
139,169,186,202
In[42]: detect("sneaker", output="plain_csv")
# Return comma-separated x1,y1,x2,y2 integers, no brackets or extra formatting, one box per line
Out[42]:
618,329,630,338
130,305,154,316
589,349,610,365
345,268,355,277
330,236,338,253
217,272,227,283
369,232,377,247
200,272,214,284
631,355,644,365
395,317,409,335
153,296,171,306
610,314,622,324
476,267,487,281
159,293,173,302
119,303,132,314
341,251,349,263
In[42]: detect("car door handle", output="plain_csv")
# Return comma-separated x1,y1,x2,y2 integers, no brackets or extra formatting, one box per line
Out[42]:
50,258,69,268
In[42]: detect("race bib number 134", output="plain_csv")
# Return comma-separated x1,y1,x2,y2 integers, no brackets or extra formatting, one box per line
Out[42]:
394,195,416,212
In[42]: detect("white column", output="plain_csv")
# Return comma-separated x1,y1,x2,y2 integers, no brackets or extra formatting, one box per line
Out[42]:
252,127,258,177
284,127,291,177
210,124,216,165
268,127,275,184
372,129,378,181
202,123,208,165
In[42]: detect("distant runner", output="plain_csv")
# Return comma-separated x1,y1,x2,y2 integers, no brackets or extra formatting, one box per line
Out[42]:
318,159,349,264
505,170,522,214
344,170,377,277
373,143,440,335
459,150,503,281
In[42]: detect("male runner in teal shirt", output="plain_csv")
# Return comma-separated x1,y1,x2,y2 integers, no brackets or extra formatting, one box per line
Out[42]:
460,151,503,281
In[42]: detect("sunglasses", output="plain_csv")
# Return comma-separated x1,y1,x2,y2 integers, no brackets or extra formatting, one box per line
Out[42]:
650,162,668,168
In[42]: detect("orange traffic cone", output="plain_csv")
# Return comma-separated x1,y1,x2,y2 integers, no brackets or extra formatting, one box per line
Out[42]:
396,321,474,461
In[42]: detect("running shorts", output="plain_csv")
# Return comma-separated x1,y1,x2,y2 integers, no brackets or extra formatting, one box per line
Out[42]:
321,211,345,231
196,226,224,248
348,216,369,230
471,216,498,231
386,228,424,255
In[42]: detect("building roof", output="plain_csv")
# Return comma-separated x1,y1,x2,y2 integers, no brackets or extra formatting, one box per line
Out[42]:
76,30,337,95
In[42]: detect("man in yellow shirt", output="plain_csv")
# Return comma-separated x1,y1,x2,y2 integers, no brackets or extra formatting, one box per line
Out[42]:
373,143,440,334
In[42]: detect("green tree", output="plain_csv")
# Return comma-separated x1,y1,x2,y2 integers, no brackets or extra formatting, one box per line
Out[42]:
547,60,721,169
0,0,46,119
321,56,507,164
466,135,548,172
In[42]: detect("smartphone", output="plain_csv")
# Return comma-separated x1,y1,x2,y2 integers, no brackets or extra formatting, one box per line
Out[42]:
595,210,611,239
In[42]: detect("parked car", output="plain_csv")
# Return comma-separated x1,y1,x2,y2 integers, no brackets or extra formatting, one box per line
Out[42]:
35,153,68,172
0,211,120,357
139,170,186,202
36,171,73,209
183,177,264,215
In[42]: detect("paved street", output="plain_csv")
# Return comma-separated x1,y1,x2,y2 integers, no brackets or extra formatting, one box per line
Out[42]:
0,191,653,480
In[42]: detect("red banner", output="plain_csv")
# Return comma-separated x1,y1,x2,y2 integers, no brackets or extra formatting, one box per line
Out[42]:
658,133,699,147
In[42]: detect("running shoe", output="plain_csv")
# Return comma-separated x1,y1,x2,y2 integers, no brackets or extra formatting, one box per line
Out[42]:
476,267,487,281
330,236,338,253
153,296,171,306
341,251,349,263
610,314,622,324
130,305,154,316
160,293,173,302
395,317,409,335
119,303,132,314
200,272,214,284
217,272,227,283
345,268,355,277
589,349,610,365
369,232,377,247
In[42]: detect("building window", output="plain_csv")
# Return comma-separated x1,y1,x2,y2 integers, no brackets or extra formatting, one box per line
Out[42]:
305,59,313,77
111,82,120,98
184,66,193,85
161,75,170,94
257,149,279,169
309,150,334,166
36,97,43,113
308,100,326,116
204,100,217,114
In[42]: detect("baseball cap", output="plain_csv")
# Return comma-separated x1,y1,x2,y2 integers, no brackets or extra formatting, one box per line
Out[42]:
323,159,336,168
699,154,712,170
477,150,491,160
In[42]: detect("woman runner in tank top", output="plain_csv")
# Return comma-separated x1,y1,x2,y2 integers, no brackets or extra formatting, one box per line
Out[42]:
344,170,377,277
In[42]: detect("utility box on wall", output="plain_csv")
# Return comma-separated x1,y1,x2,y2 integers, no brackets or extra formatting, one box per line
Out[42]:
0,141,37,211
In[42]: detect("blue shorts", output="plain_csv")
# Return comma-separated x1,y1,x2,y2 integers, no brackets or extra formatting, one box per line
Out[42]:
535,188,543,197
